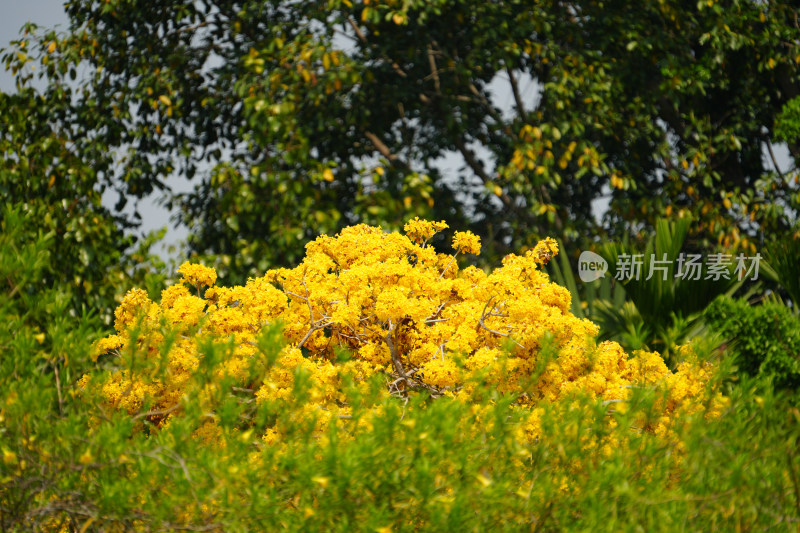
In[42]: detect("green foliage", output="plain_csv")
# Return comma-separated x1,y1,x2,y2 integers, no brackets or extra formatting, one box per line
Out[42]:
776,95,800,145
3,316,800,530
547,217,743,363
0,80,171,323
4,1,800,281
0,215,793,528
598,217,747,362
545,238,626,320
761,235,800,311
3,4,800,528
0,203,171,529
705,295,800,392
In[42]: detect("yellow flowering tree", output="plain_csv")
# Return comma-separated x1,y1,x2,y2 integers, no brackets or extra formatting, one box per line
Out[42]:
83,219,723,445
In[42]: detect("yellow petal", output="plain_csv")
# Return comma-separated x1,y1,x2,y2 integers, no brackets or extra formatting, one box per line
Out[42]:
476,473,492,487
79,450,93,465
312,476,329,488
2,449,17,465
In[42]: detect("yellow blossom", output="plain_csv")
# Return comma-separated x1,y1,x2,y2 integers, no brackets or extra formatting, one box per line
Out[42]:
114,288,154,332
452,230,481,255
403,217,448,245
85,219,726,453
177,261,217,288
92,334,123,361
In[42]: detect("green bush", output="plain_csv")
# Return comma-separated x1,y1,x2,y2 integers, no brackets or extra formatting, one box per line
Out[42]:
3,210,800,531
706,295,800,392
4,335,800,531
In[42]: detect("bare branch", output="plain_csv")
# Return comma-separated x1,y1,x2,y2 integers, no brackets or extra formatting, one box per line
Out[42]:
301,273,315,325
347,16,407,78
454,137,516,211
478,298,523,348
132,402,182,421
427,44,441,93
347,16,369,43
468,83,512,138
767,139,785,180
365,131,411,170
438,251,460,280
283,290,307,301
297,319,333,349
507,67,527,122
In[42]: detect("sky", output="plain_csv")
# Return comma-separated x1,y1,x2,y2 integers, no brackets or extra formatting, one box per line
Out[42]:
0,1,69,93
0,0,189,259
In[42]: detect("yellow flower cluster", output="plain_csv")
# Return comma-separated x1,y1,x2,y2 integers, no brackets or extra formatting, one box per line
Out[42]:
403,217,448,245
84,220,724,447
531,237,558,265
177,261,217,289
91,334,123,361
452,230,481,255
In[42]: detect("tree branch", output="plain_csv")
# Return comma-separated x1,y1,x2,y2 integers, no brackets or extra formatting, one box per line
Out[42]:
365,131,411,170
507,67,527,122
427,44,441,93
347,16,407,78
468,83,510,137
767,138,785,180
385,320,408,383
478,298,522,348
454,137,515,210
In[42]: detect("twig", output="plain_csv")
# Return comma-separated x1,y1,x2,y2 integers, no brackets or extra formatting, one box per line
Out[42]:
432,343,447,362
767,139,785,180
506,66,527,122
132,402,182,421
347,16,369,43
477,298,523,348
427,44,441,93
454,137,516,211
426,298,451,323
347,16,407,78
468,83,511,138
364,131,411,170
438,251,460,280
296,319,333,349
300,274,315,325
283,290,307,301
53,363,64,416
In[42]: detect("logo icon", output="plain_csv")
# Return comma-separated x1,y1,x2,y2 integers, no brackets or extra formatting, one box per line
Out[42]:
578,251,608,282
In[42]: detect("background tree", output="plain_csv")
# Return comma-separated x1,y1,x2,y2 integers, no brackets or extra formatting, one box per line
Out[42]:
3,0,799,283
0,63,167,323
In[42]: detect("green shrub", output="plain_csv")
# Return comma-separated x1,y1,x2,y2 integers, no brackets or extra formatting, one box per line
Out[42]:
705,295,800,392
